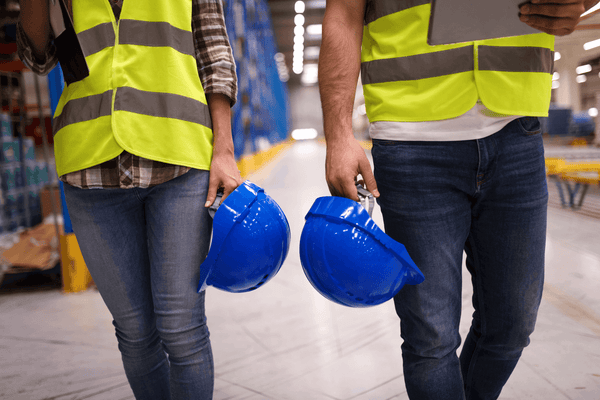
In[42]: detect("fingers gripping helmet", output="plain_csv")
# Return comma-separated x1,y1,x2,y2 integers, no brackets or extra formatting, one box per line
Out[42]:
198,181,291,293
299,186,424,307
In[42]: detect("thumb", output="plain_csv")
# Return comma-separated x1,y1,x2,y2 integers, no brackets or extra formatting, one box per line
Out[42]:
205,182,218,207
359,161,379,198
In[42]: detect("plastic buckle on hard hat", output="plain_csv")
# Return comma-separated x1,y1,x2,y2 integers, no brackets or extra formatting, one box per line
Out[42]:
208,188,224,218
356,183,374,216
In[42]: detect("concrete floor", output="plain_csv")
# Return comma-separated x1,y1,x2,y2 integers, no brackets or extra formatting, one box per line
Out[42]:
1,140,599,399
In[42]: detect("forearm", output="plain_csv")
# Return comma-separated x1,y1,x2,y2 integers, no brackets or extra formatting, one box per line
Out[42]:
19,0,51,59
207,93,234,157
318,0,366,144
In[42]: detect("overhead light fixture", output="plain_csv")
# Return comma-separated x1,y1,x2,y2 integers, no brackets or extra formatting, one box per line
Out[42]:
294,14,305,26
589,107,599,117
554,52,561,61
576,64,592,74
576,74,587,83
294,25,305,36
293,64,304,74
306,24,322,36
304,46,320,60
584,38,600,50
295,1,305,13
294,35,305,44
306,0,326,8
292,128,318,140
552,80,560,89
552,72,559,81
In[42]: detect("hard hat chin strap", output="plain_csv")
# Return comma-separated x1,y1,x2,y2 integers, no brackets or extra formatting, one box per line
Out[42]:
356,183,375,217
208,188,224,218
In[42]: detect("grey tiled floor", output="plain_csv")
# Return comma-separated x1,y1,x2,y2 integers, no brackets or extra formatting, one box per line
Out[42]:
1,140,599,399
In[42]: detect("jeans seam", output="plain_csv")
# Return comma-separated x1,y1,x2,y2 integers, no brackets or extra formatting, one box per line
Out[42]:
464,235,486,400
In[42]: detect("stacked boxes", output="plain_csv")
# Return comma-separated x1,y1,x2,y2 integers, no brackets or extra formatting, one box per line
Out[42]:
0,112,47,232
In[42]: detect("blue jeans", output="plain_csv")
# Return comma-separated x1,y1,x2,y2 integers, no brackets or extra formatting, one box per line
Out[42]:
372,118,547,400
63,169,214,400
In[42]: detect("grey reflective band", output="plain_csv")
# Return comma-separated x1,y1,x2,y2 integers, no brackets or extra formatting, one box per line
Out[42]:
361,45,553,85
78,23,115,57
53,90,113,135
76,20,195,58
364,0,429,25
479,46,554,74
361,46,474,85
114,87,212,129
119,20,195,57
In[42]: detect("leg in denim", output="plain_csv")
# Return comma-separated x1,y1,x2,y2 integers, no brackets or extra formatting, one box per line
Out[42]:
64,169,214,400
372,118,547,400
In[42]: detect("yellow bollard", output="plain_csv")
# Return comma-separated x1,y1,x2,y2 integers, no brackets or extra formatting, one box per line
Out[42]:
60,233,93,293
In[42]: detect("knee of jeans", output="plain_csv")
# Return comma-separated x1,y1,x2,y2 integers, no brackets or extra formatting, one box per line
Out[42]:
114,320,163,358
155,313,210,362
402,324,462,361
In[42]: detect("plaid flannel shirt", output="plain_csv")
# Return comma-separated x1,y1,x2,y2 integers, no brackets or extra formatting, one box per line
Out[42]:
17,0,237,189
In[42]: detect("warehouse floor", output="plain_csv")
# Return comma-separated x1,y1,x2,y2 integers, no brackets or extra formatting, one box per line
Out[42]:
1,140,599,400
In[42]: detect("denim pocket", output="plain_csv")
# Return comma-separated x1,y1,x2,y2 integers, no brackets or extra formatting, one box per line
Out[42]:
516,117,541,135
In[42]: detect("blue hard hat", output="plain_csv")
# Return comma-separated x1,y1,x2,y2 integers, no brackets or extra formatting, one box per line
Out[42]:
198,180,291,293
299,189,424,307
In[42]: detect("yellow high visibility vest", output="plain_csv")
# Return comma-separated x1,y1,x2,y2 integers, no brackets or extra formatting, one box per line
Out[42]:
53,0,213,176
361,1,555,122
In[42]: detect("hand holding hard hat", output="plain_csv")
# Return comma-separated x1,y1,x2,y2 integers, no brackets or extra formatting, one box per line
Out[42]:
198,181,291,293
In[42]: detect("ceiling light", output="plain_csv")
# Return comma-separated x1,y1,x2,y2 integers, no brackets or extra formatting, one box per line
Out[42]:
306,0,326,8
294,14,305,26
293,64,304,74
294,35,305,44
294,25,305,36
304,46,320,60
576,64,592,74
292,128,318,140
552,72,559,81
552,80,560,89
576,74,587,83
274,53,285,62
554,52,561,61
584,38,600,50
306,24,322,36
295,1,305,13
589,107,598,117
293,42,304,52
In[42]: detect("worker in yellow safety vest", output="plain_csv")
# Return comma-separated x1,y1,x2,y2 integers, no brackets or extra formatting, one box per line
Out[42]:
18,0,241,398
318,0,596,399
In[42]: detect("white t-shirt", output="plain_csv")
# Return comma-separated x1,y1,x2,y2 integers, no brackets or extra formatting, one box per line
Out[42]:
369,101,520,141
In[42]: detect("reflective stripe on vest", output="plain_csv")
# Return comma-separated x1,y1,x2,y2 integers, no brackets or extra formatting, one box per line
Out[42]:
53,0,214,176
362,46,553,84
361,0,554,122
54,88,212,134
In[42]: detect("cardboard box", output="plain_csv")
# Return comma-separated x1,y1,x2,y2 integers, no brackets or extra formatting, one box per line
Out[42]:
40,184,62,219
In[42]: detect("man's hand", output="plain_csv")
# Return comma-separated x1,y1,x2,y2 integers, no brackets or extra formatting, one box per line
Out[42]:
325,136,379,202
519,0,587,36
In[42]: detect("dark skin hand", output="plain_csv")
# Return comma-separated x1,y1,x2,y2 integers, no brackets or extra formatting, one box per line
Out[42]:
519,0,596,36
